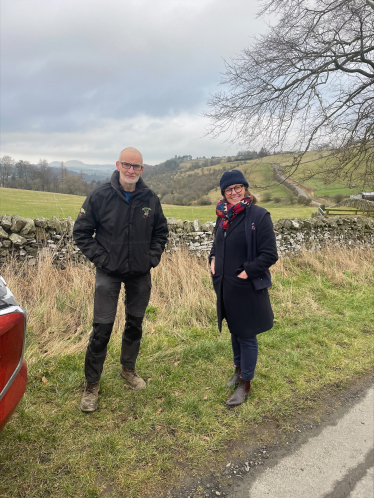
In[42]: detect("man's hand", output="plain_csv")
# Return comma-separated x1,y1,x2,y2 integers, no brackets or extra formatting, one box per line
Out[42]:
210,259,215,275
237,270,248,279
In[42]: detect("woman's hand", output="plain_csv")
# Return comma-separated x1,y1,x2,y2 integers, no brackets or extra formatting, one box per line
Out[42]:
237,270,248,279
210,259,215,275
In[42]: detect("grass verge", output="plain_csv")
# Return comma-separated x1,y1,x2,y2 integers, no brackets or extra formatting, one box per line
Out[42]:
0,248,373,497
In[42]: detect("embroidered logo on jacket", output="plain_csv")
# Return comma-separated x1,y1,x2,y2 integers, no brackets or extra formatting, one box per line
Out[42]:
142,207,152,218
78,207,86,217
251,223,255,230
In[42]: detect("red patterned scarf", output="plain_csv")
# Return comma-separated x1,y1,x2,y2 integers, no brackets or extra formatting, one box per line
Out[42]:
216,196,251,230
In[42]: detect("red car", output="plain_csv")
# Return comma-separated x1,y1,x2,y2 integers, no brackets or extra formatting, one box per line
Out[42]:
0,276,27,431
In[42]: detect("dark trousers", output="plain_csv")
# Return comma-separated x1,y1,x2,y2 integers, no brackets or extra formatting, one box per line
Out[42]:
85,269,152,383
231,334,258,381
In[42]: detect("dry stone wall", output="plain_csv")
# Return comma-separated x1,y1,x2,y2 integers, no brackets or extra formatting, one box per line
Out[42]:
0,214,373,268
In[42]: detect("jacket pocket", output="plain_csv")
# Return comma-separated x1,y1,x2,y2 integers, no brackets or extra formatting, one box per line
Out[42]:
95,251,109,269
150,255,160,268
251,270,272,290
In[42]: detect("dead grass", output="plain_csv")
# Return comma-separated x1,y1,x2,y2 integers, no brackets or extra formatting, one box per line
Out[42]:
2,246,373,363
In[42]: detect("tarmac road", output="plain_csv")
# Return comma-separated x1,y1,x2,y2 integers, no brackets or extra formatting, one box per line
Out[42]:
226,384,374,498
163,377,374,498
272,163,310,199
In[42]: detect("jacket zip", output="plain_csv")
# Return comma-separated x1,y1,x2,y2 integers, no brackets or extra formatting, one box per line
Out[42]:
128,204,135,274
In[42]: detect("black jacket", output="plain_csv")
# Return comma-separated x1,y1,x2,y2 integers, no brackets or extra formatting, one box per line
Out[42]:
73,171,169,276
210,204,278,337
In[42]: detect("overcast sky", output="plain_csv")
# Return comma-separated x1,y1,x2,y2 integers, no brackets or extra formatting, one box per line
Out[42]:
1,0,268,165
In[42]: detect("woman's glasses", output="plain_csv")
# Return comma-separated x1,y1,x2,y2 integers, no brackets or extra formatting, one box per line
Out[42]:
225,185,244,195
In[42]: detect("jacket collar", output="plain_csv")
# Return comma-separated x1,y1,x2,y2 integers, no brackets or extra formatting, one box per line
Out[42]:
111,170,150,200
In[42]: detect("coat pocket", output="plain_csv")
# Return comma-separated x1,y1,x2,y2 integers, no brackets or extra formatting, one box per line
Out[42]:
251,270,272,290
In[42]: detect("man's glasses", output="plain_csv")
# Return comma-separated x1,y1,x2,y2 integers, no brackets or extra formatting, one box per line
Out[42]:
119,162,143,172
225,185,244,195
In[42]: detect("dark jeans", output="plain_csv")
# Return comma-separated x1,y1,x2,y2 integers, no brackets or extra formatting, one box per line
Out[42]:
85,269,152,383
231,334,258,381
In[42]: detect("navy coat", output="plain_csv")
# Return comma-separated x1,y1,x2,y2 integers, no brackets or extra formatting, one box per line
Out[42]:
210,204,278,338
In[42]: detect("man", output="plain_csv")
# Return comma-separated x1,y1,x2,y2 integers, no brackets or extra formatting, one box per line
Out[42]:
73,147,168,412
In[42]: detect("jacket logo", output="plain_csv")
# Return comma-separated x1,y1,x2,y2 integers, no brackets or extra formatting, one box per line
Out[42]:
251,223,255,230
142,207,152,218
78,207,86,217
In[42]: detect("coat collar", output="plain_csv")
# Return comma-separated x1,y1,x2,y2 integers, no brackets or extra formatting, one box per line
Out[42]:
110,170,150,202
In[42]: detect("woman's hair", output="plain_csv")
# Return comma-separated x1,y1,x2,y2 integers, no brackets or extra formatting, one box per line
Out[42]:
245,188,258,204
224,187,258,204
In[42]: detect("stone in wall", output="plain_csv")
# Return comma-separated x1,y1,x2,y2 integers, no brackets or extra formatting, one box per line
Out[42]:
0,227,9,239
11,215,27,233
34,217,48,228
20,219,36,236
0,215,12,231
9,233,27,247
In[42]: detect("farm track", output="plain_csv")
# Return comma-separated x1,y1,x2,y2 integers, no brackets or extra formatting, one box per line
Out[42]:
271,163,322,206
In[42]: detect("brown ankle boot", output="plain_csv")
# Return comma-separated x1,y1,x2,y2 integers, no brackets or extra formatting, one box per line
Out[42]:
80,381,100,412
226,366,241,388
120,366,146,390
225,379,251,406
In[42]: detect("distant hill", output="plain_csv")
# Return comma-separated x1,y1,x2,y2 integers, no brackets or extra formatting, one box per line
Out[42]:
48,152,364,205
48,159,155,183
48,160,115,182
49,159,114,170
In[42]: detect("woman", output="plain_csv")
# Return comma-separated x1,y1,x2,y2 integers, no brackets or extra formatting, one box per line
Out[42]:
210,170,278,406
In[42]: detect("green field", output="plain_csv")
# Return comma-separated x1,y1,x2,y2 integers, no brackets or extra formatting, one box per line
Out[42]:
0,187,315,222
0,188,86,220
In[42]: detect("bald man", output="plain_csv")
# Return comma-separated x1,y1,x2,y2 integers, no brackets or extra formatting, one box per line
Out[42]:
74,147,168,412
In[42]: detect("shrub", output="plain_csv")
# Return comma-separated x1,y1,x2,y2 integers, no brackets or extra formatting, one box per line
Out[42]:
297,195,312,205
334,194,345,204
273,196,282,203
286,193,295,205
197,196,211,206
262,192,272,202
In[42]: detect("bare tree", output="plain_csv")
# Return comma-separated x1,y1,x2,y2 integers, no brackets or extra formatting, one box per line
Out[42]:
37,159,52,192
206,0,374,187
15,160,32,188
60,161,66,182
0,155,15,187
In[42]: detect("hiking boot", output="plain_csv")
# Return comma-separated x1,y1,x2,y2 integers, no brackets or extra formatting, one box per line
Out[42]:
120,366,146,390
80,381,100,412
225,379,251,407
226,366,241,388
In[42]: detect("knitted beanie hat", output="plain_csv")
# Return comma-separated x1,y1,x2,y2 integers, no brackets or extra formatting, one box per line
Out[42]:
220,170,249,195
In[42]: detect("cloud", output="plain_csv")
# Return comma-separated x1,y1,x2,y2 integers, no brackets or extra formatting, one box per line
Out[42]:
1,0,266,161
1,113,238,164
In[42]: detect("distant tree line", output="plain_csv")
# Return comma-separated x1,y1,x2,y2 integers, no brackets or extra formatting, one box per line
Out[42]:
1,150,271,203
233,148,270,160
0,156,103,196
